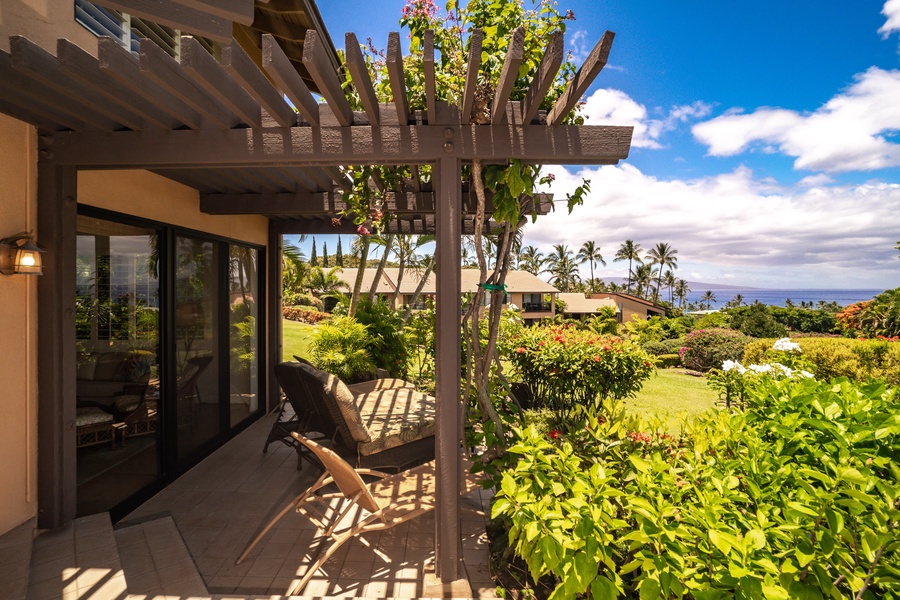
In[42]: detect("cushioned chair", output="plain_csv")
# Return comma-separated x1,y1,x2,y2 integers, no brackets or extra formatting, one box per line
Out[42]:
75,406,116,449
287,362,435,471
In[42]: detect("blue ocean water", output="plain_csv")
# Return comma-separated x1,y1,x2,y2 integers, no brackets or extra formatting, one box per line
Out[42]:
683,289,883,309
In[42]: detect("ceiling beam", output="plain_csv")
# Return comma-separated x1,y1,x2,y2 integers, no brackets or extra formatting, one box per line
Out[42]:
49,122,633,167
181,36,262,127
221,41,296,128
176,0,254,25
261,34,319,126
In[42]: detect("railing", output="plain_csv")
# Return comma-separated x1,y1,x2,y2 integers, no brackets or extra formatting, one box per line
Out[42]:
522,302,552,313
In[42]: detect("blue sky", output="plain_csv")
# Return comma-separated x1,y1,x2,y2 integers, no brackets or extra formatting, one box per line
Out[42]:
302,0,900,290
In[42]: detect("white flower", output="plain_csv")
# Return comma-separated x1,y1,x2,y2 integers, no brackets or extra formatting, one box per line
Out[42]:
772,363,793,378
799,370,814,379
748,364,772,373
772,337,802,353
722,360,736,371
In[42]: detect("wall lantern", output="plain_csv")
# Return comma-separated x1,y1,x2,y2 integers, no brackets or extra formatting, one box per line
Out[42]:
0,232,46,276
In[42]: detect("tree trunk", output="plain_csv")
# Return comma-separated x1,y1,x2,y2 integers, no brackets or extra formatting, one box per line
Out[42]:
348,235,370,317
368,234,394,301
401,259,435,325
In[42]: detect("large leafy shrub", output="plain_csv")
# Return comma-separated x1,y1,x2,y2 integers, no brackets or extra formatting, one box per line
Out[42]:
351,298,410,379
857,287,900,338
309,316,375,382
503,324,654,412
491,375,900,599
679,328,751,372
744,337,900,385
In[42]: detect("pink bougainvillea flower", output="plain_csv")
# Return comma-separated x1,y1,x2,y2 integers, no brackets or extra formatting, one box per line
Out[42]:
356,225,370,236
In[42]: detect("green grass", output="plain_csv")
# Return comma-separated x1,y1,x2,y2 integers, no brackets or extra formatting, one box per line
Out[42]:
623,369,719,430
282,319,317,362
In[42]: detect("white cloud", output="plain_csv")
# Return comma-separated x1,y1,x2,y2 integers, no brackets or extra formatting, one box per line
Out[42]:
692,68,900,173
581,89,713,149
529,164,900,288
880,0,900,36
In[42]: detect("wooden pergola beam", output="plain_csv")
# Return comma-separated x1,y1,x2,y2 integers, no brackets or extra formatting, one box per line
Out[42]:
176,0,254,24
547,30,615,125
222,41,297,128
98,37,203,130
303,30,353,127
181,36,262,127
261,34,320,126
345,33,380,126
491,27,524,124
424,30,437,124
386,32,410,125
522,30,563,124
49,122,633,167
460,29,483,124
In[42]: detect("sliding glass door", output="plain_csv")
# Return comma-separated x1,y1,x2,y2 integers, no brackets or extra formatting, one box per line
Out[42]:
74,209,265,519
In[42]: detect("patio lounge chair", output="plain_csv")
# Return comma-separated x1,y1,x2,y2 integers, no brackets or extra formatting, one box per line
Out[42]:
286,361,435,471
237,432,480,596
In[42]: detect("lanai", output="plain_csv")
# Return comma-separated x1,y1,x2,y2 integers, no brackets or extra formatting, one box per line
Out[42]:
0,0,633,583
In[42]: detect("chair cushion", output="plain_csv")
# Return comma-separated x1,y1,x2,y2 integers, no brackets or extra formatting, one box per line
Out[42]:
298,364,371,443
114,394,143,414
355,389,436,456
346,378,417,395
76,407,114,426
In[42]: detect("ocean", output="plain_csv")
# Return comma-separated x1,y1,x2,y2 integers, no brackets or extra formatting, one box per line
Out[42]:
683,289,883,309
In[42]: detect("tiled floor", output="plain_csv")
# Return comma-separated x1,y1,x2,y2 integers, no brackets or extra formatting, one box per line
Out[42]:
120,410,498,598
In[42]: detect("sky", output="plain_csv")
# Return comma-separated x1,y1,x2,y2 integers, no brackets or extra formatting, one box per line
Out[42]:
305,0,900,290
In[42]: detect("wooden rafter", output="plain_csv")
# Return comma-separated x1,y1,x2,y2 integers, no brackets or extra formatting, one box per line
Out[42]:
386,32,410,126
222,42,297,128
262,33,320,126
345,32,380,126
547,30,615,125
491,27,524,124
92,0,234,42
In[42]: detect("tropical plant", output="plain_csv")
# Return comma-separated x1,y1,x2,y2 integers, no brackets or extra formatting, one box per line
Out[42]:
680,327,751,372
577,241,606,294
662,269,676,304
306,266,349,302
701,290,717,309
352,298,410,379
645,242,678,302
857,287,900,338
633,263,656,299
309,315,376,382
674,278,690,308
614,240,642,294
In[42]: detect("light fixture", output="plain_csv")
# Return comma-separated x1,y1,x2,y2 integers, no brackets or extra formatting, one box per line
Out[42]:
0,232,46,276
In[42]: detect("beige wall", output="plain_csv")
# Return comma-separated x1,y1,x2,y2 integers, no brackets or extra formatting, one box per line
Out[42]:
79,170,268,245
0,113,39,535
0,0,100,55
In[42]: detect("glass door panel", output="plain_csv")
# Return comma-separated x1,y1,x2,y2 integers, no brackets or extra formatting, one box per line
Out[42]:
75,216,160,516
174,236,220,460
229,245,259,427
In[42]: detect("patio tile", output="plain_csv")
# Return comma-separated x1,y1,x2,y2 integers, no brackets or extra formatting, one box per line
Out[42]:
236,574,275,594
206,574,243,593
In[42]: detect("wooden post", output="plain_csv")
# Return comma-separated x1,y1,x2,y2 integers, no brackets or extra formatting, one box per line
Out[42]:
434,155,462,580
267,221,283,411
36,161,78,528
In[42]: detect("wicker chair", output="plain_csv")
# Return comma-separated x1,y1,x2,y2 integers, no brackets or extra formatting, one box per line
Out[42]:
277,362,434,471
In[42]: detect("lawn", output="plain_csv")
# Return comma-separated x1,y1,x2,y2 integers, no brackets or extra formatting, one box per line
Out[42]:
623,369,718,430
282,319,317,362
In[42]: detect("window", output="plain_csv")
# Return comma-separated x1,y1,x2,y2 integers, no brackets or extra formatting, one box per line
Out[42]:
75,0,218,59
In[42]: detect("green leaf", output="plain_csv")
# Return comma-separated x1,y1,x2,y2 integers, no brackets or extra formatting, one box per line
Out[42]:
840,467,867,486
639,578,661,600
573,552,595,593
590,575,618,599
824,508,844,533
745,529,767,551
628,454,652,473
762,585,790,600
708,529,732,556
787,581,825,600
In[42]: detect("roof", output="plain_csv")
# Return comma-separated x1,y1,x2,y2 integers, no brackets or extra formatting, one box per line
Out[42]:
334,268,559,296
558,293,618,314
592,292,665,310
332,267,396,295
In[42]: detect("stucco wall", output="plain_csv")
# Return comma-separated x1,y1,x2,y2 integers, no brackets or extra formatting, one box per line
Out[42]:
0,113,39,535
79,170,269,245
0,0,99,55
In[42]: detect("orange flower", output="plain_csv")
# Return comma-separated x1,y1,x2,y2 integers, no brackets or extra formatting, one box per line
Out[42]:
516,347,526,354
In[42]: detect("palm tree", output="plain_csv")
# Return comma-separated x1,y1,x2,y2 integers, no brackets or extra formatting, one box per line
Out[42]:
726,294,746,308
307,266,348,300
577,241,606,294
545,244,580,292
701,290,717,310
674,279,690,307
660,269,675,304
614,240,642,294
348,235,369,316
645,242,678,302
519,245,546,275
633,263,655,299
281,242,309,303
391,234,435,307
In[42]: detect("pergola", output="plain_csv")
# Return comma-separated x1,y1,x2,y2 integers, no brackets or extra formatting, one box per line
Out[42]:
0,0,633,582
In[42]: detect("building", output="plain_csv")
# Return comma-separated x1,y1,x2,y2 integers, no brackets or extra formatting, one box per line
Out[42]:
334,267,559,323
557,292,618,319
590,292,667,322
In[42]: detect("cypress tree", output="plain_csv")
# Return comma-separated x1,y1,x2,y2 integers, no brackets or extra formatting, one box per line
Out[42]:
336,237,344,266
322,241,329,267
310,238,317,266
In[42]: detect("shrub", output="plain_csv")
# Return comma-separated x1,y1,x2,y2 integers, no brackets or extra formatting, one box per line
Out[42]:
656,353,681,368
641,338,684,356
352,298,410,379
490,376,900,599
502,324,654,412
309,315,375,382
857,287,900,338
680,328,750,372
728,302,788,338
744,337,900,385
282,305,330,324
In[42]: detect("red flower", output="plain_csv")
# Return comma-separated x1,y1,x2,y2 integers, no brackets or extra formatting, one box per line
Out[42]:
515,347,526,354
356,225,370,236
549,430,561,439
645,361,652,367
592,355,601,362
